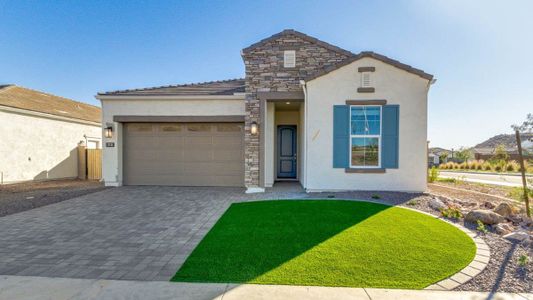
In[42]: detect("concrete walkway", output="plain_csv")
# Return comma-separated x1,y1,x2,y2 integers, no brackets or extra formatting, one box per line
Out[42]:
0,276,530,300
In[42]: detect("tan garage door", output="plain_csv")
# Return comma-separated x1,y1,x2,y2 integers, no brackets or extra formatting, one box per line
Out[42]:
123,123,244,187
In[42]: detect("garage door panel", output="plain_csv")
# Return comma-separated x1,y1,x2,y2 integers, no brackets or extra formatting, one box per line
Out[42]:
124,122,244,187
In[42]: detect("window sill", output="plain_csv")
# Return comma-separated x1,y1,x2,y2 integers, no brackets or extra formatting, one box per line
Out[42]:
345,168,386,174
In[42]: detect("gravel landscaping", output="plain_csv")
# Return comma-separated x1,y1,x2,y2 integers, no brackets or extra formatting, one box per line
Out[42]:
0,179,108,217
405,184,532,293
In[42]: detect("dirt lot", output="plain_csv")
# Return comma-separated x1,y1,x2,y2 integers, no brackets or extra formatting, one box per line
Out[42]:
0,179,108,217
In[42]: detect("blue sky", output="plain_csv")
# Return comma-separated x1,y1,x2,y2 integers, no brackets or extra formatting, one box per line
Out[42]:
1,0,531,149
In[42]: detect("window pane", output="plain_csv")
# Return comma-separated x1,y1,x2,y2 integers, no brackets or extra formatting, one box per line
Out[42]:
351,137,380,167
351,106,380,135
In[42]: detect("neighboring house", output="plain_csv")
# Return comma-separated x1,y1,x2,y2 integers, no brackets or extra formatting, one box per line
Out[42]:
97,29,434,192
429,147,450,165
428,153,439,167
0,85,101,184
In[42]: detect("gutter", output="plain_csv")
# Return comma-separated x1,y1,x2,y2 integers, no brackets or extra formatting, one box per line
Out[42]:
95,94,246,101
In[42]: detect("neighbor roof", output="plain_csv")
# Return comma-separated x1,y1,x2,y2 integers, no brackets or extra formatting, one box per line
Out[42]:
0,85,101,123
98,78,245,96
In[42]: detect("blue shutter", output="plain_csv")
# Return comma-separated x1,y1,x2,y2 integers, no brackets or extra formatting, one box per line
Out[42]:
382,105,399,168
333,105,350,168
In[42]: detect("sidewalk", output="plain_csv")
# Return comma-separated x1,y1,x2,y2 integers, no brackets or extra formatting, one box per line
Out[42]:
0,275,531,300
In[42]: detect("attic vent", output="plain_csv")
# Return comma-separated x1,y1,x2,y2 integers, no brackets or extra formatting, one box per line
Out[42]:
361,72,372,88
284,50,296,68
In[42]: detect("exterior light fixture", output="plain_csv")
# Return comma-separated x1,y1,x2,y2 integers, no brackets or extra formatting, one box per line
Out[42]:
104,126,113,138
250,122,258,135
286,102,291,104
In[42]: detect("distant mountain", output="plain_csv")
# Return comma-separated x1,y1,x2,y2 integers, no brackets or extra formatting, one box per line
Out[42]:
474,133,533,149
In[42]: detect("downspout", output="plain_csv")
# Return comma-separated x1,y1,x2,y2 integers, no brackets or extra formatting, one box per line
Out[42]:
300,80,308,191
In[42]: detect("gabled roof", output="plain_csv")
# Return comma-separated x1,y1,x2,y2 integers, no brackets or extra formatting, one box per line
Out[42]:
242,29,354,57
305,51,434,81
98,78,245,96
0,85,101,123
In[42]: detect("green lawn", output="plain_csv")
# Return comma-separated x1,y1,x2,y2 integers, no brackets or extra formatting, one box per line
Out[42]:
171,200,476,289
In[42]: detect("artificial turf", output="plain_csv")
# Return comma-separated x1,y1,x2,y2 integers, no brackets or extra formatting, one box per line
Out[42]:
171,200,476,289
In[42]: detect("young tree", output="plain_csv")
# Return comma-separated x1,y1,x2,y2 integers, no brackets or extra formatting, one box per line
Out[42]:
512,113,533,133
492,144,510,162
455,147,473,163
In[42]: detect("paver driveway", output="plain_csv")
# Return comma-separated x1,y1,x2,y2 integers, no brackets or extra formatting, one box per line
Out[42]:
0,185,306,281
0,185,418,281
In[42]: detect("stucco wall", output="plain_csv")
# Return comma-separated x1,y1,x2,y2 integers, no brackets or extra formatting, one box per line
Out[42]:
100,98,245,186
305,57,430,192
0,110,101,183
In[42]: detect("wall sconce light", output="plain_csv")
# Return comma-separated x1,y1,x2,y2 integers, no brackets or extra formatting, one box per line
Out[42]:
250,121,258,135
104,126,113,138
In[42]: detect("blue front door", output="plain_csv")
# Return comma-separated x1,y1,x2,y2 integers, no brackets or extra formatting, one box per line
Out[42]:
277,125,297,178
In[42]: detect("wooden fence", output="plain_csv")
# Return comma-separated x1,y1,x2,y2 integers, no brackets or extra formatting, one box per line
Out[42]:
87,149,102,180
78,145,102,180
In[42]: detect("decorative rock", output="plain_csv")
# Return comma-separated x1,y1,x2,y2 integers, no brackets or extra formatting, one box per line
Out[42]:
493,203,514,217
482,202,495,209
465,210,505,225
503,231,530,242
429,198,447,211
493,223,513,235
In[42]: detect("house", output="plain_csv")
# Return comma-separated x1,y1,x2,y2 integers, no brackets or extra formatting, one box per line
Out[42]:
97,29,434,192
0,85,101,184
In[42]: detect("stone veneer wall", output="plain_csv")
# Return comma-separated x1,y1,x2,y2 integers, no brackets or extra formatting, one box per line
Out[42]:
241,32,352,188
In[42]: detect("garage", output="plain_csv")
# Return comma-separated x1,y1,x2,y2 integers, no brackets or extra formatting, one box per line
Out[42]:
123,122,244,187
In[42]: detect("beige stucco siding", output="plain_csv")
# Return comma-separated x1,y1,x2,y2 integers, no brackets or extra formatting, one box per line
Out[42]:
100,98,245,186
305,57,430,192
0,109,101,183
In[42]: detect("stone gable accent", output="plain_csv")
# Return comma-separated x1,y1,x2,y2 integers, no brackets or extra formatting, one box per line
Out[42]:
241,30,352,188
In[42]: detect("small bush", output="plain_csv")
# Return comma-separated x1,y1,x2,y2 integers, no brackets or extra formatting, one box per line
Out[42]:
436,177,456,183
439,163,447,169
371,194,381,199
441,206,462,219
518,254,529,267
483,162,493,171
494,164,503,172
428,167,439,183
476,220,488,234
505,161,519,172
407,199,418,206
507,186,533,202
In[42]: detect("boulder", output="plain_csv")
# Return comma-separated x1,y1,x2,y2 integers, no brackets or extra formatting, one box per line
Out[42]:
482,202,496,209
493,203,514,217
429,198,447,211
465,210,505,225
503,231,530,242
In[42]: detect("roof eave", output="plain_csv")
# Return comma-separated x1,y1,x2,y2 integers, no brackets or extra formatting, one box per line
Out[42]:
95,94,246,100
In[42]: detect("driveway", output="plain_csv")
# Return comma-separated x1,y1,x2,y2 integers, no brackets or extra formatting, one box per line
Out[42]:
0,185,417,282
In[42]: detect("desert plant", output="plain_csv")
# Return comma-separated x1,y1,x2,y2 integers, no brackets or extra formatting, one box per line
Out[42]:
428,167,439,183
482,161,493,171
439,163,447,169
518,254,529,267
440,206,462,219
407,199,418,206
506,160,520,172
476,220,488,233
494,163,503,172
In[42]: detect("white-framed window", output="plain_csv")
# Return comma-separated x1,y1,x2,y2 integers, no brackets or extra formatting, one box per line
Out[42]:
350,105,381,168
361,72,372,88
283,50,296,68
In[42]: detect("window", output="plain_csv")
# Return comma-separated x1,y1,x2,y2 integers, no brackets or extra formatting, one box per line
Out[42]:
350,106,381,167
361,72,372,88
283,50,296,68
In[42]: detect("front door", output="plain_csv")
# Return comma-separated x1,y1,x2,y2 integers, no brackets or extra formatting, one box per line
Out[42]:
277,125,297,179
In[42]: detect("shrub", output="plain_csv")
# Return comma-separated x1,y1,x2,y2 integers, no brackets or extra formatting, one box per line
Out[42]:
476,220,488,234
494,164,503,172
468,161,477,170
371,194,381,199
441,206,462,219
407,199,418,206
428,167,439,183
507,186,533,202
506,161,519,172
439,163,447,169
483,162,493,171
459,162,467,170
518,254,529,267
